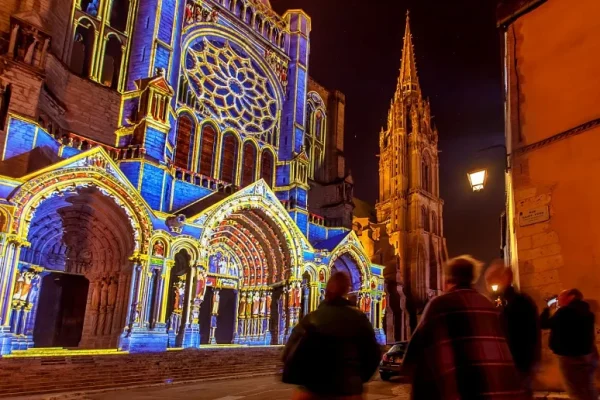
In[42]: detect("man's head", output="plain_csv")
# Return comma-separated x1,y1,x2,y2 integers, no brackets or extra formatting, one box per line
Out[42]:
445,255,483,289
325,271,351,301
484,260,514,294
558,288,583,307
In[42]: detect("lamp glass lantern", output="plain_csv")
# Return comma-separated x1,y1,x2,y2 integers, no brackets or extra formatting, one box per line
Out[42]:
467,169,488,192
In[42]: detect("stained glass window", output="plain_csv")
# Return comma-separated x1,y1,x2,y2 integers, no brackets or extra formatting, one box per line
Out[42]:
175,115,194,169
261,150,274,187
199,124,216,176
185,38,279,140
241,142,257,187
220,133,238,184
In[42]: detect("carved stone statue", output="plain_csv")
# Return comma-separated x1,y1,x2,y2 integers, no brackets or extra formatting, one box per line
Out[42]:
153,241,165,257
212,290,220,315
265,292,272,315
8,24,19,57
365,294,372,313
27,274,40,306
196,270,206,300
239,292,246,317
23,37,39,65
252,292,260,316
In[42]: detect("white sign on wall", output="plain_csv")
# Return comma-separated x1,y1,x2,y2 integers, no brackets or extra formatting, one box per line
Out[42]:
519,206,550,227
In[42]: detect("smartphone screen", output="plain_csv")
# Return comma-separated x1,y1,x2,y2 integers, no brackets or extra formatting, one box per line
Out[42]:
547,298,558,307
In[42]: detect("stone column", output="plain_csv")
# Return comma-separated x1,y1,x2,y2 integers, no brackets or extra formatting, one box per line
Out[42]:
119,255,168,353
0,237,25,355
309,282,318,312
209,288,220,344
262,289,272,345
234,290,246,344
181,266,201,349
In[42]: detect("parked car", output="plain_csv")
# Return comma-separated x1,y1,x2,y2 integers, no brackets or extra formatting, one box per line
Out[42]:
379,341,408,381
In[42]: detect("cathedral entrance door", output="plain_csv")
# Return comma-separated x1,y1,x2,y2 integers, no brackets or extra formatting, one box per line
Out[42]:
215,289,236,344
33,273,89,348
17,186,137,350
199,288,213,345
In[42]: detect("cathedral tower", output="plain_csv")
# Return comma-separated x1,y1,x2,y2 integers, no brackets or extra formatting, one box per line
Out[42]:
376,12,447,341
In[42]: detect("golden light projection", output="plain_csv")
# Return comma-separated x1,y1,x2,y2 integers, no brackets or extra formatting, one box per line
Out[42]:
467,169,488,192
185,38,279,137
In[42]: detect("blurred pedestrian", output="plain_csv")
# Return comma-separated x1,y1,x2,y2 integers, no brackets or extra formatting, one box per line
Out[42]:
485,261,541,395
402,255,528,399
540,289,598,400
282,271,380,400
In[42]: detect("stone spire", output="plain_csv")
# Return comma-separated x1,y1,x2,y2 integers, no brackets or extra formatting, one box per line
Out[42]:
396,11,420,97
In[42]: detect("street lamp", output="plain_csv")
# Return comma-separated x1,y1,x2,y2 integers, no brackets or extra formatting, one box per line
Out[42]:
466,144,508,191
467,169,488,192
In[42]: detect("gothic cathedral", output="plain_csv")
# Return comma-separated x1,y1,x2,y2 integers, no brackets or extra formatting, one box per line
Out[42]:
358,13,448,342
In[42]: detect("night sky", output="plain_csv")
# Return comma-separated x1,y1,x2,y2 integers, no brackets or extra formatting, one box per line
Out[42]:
271,0,506,263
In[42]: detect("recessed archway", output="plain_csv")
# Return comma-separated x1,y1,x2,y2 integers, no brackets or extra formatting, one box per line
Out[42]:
18,186,136,349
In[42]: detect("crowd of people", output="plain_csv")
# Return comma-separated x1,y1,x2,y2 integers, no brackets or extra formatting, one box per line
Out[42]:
282,257,599,400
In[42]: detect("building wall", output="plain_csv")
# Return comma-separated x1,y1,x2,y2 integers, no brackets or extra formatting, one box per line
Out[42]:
502,0,600,390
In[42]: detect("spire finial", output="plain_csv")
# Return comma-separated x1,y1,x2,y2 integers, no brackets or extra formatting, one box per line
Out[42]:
395,10,420,97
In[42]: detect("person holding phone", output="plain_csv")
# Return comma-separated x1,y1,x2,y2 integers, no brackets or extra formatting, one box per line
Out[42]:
540,289,598,400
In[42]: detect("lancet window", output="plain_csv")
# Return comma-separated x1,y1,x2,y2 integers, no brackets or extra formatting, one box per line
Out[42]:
174,115,194,169
69,0,135,91
241,142,257,187
306,93,327,181
220,133,239,184
199,125,217,177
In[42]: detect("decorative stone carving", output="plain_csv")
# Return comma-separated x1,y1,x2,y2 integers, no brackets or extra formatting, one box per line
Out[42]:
166,214,186,233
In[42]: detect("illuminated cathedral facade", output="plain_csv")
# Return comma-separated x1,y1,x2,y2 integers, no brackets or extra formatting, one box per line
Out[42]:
354,14,448,342
0,0,384,355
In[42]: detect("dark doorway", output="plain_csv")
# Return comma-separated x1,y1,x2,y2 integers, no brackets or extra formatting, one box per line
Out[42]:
300,272,310,320
270,286,283,344
215,289,236,344
199,287,214,344
34,273,89,348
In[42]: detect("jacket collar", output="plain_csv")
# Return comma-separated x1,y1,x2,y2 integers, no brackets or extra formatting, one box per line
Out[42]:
320,297,352,308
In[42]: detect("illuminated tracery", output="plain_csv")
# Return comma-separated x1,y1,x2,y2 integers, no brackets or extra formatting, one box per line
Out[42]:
185,38,279,139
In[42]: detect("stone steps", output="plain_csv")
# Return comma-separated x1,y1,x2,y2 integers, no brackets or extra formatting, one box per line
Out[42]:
0,347,283,398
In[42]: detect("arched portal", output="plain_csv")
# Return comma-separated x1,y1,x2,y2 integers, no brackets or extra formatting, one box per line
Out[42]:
18,186,136,349
166,249,192,347
330,254,364,294
199,207,295,345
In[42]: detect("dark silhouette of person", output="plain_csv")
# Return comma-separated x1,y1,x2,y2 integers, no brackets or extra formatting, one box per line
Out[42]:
541,288,598,400
402,255,528,399
282,271,380,400
485,261,541,395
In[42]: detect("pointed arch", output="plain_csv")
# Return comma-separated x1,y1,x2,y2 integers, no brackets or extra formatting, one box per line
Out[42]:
199,123,217,177
421,206,429,232
422,151,432,193
109,0,130,32
241,141,257,187
220,132,239,184
174,114,195,169
101,34,123,89
260,149,274,187
70,19,95,77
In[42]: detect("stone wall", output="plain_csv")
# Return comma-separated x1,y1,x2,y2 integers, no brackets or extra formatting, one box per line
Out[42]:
505,0,600,390
43,54,121,144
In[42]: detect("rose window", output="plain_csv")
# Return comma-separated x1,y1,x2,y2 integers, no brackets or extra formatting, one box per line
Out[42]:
185,38,279,137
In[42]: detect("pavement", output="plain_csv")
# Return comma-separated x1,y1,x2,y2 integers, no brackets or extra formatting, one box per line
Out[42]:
31,375,570,400
76,375,411,400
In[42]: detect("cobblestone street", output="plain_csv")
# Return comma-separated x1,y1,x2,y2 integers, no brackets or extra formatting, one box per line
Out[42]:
83,375,411,400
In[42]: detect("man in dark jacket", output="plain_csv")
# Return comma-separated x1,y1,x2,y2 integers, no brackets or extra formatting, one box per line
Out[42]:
282,271,381,400
541,289,598,400
485,262,541,395
403,255,528,399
